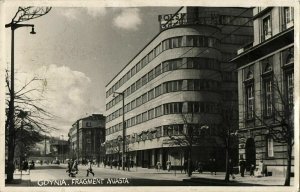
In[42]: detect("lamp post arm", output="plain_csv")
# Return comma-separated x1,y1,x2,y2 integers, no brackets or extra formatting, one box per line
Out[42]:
5,23,34,30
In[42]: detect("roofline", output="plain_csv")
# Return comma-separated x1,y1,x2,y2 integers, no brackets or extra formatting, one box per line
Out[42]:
105,6,183,88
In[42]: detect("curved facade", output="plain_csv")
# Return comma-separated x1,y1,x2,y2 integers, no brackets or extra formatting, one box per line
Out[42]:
105,7,253,170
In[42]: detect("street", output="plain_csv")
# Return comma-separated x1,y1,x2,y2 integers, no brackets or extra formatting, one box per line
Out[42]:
7,163,293,187
28,164,201,186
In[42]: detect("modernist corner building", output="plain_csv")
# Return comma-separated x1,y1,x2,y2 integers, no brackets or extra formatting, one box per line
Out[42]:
232,7,294,176
105,7,253,170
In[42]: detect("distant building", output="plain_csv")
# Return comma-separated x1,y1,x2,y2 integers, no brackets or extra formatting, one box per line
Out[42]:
105,7,253,170
232,7,294,176
69,114,106,163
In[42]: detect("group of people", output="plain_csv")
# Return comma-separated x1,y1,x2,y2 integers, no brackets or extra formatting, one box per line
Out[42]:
66,159,95,177
105,159,134,170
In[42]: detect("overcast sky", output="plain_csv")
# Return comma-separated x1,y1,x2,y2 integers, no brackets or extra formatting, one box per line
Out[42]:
4,6,179,138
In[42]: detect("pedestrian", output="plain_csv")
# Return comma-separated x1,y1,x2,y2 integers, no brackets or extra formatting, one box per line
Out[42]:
66,159,73,177
258,160,265,177
250,164,255,177
211,158,217,175
167,160,171,172
189,160,194,175
130,160,134,168
69,159,78,177
86,160,95,177
198,161,203,174
239,158,246,177
183,160,188,174
156,161,161,172
229,159,235,179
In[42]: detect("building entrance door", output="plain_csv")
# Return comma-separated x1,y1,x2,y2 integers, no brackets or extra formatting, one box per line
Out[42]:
245,138,256,171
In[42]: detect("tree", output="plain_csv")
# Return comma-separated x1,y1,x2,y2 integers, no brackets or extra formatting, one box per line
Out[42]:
5,71,55,181
253,75,294,186
164,113,209,177
218,101,239,182
5,6,52,183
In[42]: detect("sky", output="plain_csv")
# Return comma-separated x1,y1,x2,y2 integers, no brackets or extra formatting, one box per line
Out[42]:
3,5,179,138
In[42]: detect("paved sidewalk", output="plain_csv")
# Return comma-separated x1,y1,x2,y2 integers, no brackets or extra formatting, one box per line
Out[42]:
5,169,32,186
90,165,294,186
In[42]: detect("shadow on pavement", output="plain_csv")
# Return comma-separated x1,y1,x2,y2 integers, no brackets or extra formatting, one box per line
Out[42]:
183,178,269,186
33,165,65,170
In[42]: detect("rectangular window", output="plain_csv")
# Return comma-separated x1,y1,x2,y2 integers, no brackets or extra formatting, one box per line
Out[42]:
284,7,294,25
155,106,162,117
267,137,274,157
246,84,254,119
142,93,147,104
187,80,194,90
155,85,162,97
162,61,169,72
136,78,142,90
162,39,170,51
148,89,154,100
264,79,273,117
131,83,136,93
148,109,155,120
131,117,136,126
142,112,148,122
136,96,142,107
137,114,142,124
136,62,141,72
155,64,161,77
142,74,148,86
171,37,182,48
131,66,136,77
262,15,272,40
155,44,161,56
131,100,136,109
148,69,154,81
126,71,131,81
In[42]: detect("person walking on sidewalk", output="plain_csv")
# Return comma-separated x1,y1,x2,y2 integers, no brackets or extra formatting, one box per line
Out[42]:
183,160,188,174
239,158,246,177
86,160,95,177
167,160,171,172
229,159,235,179
197,161,203,174
250,164,255,177
156,161,161,172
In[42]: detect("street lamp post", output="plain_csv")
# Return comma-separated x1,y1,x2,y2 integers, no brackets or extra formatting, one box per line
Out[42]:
5,22,36,182
114,91,125,171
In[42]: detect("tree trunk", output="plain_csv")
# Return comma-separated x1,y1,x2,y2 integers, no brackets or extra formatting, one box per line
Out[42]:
225,146,230,182
188,146,192,177
284,140,292,186
6,128,15,183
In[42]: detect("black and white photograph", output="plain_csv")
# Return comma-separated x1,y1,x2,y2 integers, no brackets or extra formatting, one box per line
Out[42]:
1,1,298,191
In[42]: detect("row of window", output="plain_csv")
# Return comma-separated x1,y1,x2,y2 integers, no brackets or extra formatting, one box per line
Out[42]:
106,35,220,98
244,49,294,120
106,102,219,135
106,123,220,147
106,57,220,110
106,79,221,122
261,7,294,42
